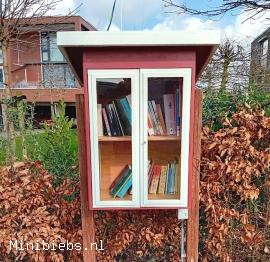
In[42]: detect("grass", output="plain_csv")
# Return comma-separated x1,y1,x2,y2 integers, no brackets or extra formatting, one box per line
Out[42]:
0,129,78,166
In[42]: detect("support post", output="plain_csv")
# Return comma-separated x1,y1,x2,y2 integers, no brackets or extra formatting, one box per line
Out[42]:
76,94,96,261
186,89,203,262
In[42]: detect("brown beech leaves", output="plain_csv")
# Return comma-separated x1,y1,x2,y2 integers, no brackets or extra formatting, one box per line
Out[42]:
200,109,270,261
0,161,82,262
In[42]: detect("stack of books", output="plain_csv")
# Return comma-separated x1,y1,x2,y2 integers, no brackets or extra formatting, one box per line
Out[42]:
109,165,132,198
148,161,179,195
148,88,180,136
97,95,131,137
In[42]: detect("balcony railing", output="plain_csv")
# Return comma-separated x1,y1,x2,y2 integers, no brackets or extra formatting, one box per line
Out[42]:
7,63,78,89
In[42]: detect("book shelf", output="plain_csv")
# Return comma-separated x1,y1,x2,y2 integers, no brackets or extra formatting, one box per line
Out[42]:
98,136,181,142
88,68,191,208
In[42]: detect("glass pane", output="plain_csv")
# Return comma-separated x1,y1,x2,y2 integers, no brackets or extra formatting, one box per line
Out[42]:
64,66,76,88
43,64,65,87
42,51,49,62
147,77,182,201
49,33,64,62
96,78,132,201
0,68,3,88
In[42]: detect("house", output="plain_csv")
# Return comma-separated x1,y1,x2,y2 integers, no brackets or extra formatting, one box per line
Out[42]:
0,16,96,129
250,27,270,90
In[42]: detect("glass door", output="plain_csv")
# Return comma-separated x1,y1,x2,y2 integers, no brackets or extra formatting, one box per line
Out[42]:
140,69,192,208
88,70,140,208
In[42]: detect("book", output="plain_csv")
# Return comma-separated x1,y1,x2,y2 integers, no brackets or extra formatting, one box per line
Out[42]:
115,173,132,198
175,88,180,136
105,104,117,136
102,108,111,136
171,162,176,194
147,112,155,136
156,104,167,135
158,166,168,194
126,94,131,106
112,102,124,136
148,101,160,135
163,94,176,135
167,163,175,195
174,163,179,194
111,167,132,197
149,166,161,194
148,162,155,187
114,99,131,136
109,165,130,193
107,104,122,136
120,97,131,125
151,100,164,135
97,104,103,136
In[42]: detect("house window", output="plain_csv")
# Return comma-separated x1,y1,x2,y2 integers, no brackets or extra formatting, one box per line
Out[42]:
41,32,64,62
41,32,76,88
260,38,268,67
0,66,3,88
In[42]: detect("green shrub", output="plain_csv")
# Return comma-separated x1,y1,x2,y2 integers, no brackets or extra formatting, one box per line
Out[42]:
30,100,78,185
203,85,270,131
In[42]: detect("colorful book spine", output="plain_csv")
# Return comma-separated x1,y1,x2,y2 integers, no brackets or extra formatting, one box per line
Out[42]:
115,173,132,198
109,104,122,136
158,166,168,194
176,88,180,136
156,104,167,135
102,108,111,136
111,168,132,197
126,94,131,106
115,99,131,136
148,101,160,135
148,162,155,187
148,113,155,136
112,102,124,136
97,104,103,136
175,163,179,194
163,94,176,135
109,165,130,193
120,97,131,125
149,166,161,194
151,100,164,135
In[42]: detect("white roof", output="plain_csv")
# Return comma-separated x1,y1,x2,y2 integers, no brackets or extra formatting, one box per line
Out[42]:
57,30,220,47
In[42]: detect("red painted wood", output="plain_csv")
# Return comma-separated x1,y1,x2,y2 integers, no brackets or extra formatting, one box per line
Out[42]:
83,51,93,209
84,47,195,70
82,46,197,210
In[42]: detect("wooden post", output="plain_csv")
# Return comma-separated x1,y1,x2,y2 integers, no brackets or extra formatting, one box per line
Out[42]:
186,89,203,262
76,94,96,262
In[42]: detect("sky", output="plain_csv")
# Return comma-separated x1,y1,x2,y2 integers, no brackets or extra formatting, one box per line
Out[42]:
54,0,270,45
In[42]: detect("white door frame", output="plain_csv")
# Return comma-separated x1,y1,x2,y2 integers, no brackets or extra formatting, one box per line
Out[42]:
140,68,192,208
88,69,140,208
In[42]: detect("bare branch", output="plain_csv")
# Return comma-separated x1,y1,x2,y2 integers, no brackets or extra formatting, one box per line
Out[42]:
163,0,270,20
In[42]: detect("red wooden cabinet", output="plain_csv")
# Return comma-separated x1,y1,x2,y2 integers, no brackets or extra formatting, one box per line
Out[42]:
58,31,220,213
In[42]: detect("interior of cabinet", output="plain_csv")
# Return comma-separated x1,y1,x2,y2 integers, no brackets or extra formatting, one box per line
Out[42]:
99,141,132,201
146,77,183,201
97,77,133,202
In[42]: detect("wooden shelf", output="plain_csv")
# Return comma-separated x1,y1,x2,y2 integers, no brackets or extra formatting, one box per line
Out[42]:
99,136,132,142
148,136,181,141
99,136,181,142
100,189,132,201
148,193,180,200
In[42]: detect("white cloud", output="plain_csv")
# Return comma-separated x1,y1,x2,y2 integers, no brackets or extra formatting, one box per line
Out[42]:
49,0,75,16
224,11,270,43
151,14,219,31
73,0,163,30
50,0,270,46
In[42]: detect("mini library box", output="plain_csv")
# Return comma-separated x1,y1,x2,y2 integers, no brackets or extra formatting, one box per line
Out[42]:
57,31,220,211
